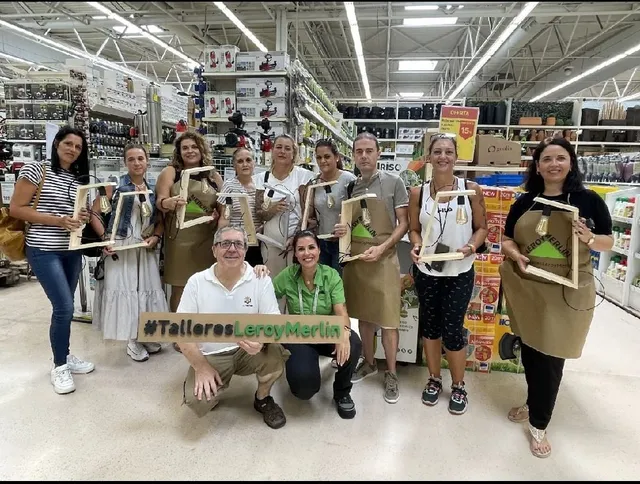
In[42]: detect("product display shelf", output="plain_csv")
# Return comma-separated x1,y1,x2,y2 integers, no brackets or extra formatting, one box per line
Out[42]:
201,71,289,79
597,187,640,311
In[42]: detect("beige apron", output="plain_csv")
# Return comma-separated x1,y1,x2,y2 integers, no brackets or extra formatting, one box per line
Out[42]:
343,198,401,327
163,178,218,286
499,209,595,359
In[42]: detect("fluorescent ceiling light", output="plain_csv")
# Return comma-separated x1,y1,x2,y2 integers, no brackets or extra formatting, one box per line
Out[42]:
344,2,372,102
446,5,453,10
618,92,640,103
458,4,464,8
0,18,152,81
403,17,458,26
213,2,268,53
0,76,10,81
400,92,424,97
399,60,438,71
86,2,199,69
531,42,640,101
447,2,538,101
404,5,439,10
0,52,35,65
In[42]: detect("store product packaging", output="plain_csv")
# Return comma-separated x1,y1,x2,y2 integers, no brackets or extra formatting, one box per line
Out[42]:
217,45,240,72
219,91,236,117
254,51,290,72
237,97,287,119
203,92,221,120
204,45,220,72
474,135,521,166
236,79,259,98
236,52,258,72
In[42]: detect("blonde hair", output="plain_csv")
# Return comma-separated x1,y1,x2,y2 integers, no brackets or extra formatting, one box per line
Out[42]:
171,130,213,171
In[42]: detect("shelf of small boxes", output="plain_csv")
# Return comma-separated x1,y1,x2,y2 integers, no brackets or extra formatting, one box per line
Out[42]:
433,186,525,374
87,71,142,120
160,84,189,126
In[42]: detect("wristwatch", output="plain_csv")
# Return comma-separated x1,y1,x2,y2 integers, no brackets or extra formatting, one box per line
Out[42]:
587,235,596,246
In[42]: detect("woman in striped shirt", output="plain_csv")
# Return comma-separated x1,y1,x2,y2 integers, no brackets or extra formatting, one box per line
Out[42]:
9,126,94,395
216,147,263,266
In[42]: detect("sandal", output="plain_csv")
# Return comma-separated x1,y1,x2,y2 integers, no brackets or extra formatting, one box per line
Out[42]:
507,404,529,423
529,424,552,458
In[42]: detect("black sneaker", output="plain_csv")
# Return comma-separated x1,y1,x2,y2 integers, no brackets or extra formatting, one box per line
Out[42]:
421,376,443,406
254,395,287,429
449,384,468,415
334,395,356,419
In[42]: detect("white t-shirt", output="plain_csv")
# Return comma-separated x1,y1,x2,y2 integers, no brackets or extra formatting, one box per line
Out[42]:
253,166,315,243
176,262,280,355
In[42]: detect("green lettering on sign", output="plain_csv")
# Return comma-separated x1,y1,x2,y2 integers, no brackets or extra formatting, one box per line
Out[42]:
301,325,310,337
286,321,300,336
245,324,255,337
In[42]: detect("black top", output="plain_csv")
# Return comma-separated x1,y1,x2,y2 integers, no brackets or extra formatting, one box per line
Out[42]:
504,189,613,238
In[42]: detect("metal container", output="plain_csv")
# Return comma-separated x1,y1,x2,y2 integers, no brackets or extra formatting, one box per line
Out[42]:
146,84,163,156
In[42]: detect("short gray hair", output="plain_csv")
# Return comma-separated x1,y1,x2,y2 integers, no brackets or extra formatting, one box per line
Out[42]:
213,226,248,248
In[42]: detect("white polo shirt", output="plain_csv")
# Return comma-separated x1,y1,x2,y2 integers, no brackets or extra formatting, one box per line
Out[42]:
177,262,280,355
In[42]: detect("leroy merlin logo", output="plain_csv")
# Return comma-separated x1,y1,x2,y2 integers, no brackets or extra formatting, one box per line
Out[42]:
186,195,207,214
525,235,570,259
351,216,377,239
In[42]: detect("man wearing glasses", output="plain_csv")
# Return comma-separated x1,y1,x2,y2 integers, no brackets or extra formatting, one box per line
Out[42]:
176,226,290,429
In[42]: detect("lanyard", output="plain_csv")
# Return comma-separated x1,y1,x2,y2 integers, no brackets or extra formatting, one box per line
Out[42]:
298,281,319,315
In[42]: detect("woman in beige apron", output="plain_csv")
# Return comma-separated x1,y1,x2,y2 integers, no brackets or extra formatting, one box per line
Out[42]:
500,138,613,458
155,131,224,316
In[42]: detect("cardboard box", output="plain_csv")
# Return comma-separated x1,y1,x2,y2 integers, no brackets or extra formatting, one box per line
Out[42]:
217,45,240,72
203,46,220,72
236,52,258,72
474,135,521,166
236,78,288,99
237,97,287,119
219,91,236,118
235,79,259,99
254,51,290,73
203,92,221,119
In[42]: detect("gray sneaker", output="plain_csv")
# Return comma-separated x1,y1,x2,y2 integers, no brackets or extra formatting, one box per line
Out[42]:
351,357,378,383
383,371,399,404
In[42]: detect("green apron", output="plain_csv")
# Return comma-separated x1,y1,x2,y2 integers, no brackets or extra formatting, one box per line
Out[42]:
343,198,401,327
499,208,595,359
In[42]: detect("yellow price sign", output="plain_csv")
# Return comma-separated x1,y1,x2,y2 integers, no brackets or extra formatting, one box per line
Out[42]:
439,106,480,163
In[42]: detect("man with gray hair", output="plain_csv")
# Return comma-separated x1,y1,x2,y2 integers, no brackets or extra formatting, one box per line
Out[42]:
177,226,290,429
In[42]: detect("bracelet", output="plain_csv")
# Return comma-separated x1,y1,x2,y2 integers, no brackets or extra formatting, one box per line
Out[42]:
160,198,168,210
466,243,476,253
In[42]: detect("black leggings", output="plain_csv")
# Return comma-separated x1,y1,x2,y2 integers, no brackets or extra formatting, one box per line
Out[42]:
413,267,474,352
521,343,565,430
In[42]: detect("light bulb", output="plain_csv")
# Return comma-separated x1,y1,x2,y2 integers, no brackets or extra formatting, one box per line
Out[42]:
139,194,152,218
325,185,335,208
224,197,232,219
262,189,274,211
360,199,371,225
456,195,467,224
536,206,552,237
99,195,111,214
201,176,210,194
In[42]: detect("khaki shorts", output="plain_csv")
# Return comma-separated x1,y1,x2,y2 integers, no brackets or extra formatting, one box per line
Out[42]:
183,344,290,418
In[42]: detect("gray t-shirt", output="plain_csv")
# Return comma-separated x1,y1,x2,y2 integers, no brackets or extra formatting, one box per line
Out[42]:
349,170,409,227
313,170,357,235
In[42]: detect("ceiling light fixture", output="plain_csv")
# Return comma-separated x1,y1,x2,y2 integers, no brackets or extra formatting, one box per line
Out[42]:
447,2,538,102
400,92,424,97
0,76,10,81
399,60,438,71
404,5,439,10
345,2,372,102
0,52,35,65
213,2,268,53
403,17,458,26
0,18,152,81
618,91,640,103
531,43,640,101
86,3,199,69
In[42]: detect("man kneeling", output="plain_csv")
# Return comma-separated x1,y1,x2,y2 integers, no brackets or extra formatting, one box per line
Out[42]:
178,226,289,429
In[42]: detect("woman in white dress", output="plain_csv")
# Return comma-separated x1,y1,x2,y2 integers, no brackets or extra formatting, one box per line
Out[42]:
90,144,168,362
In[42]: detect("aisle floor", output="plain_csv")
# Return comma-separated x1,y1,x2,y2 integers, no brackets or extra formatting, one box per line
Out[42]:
1,280,639,480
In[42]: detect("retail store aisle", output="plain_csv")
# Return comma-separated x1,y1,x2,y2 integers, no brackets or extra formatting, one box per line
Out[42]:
0,281,638,480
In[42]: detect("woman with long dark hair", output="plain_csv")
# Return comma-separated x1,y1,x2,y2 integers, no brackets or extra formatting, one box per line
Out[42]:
500,137,613,458
9,126,93,394
299,139,356,274
271,229,361,419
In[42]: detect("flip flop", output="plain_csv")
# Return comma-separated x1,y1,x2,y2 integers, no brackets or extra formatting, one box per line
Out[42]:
508,404,529,423
529,424,552,458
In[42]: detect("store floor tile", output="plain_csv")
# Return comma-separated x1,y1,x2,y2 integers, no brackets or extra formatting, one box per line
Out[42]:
1,281,638,480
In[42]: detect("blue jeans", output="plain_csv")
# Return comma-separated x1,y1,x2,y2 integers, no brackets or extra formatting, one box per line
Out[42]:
319,240,342,276
26,246,83,366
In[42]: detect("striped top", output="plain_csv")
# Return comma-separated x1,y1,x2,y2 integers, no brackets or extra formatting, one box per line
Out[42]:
18,161,81,251
217,176,260,229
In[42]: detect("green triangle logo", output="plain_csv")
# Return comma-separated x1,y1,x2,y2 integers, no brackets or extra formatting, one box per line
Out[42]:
185,200,204,214
352,223,373,239
529,240,566,259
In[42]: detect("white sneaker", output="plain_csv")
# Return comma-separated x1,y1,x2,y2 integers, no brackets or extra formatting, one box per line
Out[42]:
142,342,162,354
127,341,149,362
51,364,75,394
66,354,95,374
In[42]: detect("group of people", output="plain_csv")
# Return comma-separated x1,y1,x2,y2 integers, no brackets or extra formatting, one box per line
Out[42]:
9,123,613,458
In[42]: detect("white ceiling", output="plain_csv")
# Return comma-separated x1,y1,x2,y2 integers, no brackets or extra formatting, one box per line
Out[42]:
0,1,639,102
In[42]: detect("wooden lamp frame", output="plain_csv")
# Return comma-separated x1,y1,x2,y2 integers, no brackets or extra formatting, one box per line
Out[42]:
300,179,338,239
108,190,155,251
523,197,579,289
68,182,117,251
255,183,293,251
418,189,476,263
338,193,378,263
176,166,218,230
217,192,258,246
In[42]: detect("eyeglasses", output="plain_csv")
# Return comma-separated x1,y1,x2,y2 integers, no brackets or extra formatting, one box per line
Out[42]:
215,240,247,250
430,133,457,142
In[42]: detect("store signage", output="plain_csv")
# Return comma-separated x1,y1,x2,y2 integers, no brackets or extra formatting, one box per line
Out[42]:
377,158,410,174
137,313,347,344
439,106,480,164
